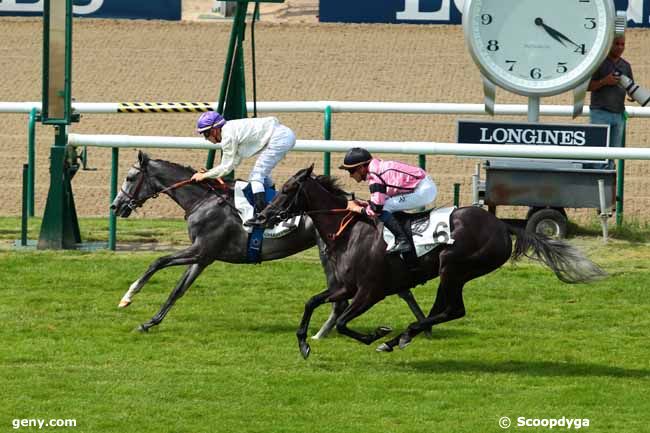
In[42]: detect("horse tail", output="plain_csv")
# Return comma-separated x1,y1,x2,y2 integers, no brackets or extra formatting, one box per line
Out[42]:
507,225,607,283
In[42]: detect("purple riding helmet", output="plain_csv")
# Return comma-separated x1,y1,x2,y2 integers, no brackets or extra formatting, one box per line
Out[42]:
196,111,227,134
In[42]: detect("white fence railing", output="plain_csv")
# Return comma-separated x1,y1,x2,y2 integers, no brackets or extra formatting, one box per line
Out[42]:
68,133,650,160
3,100,650,117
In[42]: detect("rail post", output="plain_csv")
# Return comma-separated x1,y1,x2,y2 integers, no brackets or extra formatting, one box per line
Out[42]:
616,116,626,227
21,164,29,246
27,107,37,217
108,147,119,251
323,105,332,176
453,183,460,207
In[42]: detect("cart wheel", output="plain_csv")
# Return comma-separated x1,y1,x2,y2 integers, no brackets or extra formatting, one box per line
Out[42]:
525,208,568,239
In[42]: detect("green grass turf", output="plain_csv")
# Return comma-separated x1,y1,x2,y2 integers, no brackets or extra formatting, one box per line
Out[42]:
1,217,649,432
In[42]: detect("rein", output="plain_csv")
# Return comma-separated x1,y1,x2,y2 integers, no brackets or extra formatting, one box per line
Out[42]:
263,175,361,241
322,210,358,241
122,165,229,211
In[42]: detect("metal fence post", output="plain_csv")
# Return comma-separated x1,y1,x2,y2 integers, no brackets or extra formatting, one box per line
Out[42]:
616,116,626,227
453,183,460,207
108,147,119,251
21,164,29,246
27,107,37,217
323,105,332,176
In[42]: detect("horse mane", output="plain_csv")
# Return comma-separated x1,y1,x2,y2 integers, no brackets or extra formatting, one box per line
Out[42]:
152,158,197,175
314,175,349,199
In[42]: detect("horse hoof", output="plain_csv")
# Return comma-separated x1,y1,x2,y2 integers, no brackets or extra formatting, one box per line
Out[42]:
424,329,433,339
376,326,392,338
398,335,412,350
118,300,131,308
137,324,149,333
299,342,311,359
376,343,394,353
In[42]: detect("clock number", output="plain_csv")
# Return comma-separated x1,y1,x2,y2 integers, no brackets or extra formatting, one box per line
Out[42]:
505,60,516,72
556,62,568,73
481,14,493,25
574,44,586,55
487,40,499,51
530,68,542,80
584,18,596,29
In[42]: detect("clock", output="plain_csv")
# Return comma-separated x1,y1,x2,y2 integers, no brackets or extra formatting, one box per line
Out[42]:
463,0,616,97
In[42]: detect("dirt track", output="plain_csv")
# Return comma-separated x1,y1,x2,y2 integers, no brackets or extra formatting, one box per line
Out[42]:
1,4,650,222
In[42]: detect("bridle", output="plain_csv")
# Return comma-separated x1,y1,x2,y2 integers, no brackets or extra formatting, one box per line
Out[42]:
263,180,306,223
120,165,212,211
264,175,357,241
120,165,158,210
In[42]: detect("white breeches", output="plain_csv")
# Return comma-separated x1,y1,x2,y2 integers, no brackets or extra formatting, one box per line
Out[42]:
249,125,296,192
382,176,437,212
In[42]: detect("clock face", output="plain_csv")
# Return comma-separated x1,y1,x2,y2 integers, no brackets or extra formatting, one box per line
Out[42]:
463,0,615,96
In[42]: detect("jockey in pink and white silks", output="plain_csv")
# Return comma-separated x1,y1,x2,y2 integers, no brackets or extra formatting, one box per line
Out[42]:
191,111,296,219
340,147,437,255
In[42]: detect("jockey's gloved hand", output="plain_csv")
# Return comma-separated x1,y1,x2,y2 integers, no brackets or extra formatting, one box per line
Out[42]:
346,200,365,214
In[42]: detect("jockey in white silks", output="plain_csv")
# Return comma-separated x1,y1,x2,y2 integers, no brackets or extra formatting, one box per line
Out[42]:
191,111,296,220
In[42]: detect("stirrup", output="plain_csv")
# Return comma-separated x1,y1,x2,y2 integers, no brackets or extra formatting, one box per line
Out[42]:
387,240,412,254
245,214,261,226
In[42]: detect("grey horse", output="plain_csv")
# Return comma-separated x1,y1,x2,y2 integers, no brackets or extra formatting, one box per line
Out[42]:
110,152,430,335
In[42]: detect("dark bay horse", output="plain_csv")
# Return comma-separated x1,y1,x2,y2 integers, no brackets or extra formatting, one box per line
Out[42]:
110,152,430,333
251,166,606,357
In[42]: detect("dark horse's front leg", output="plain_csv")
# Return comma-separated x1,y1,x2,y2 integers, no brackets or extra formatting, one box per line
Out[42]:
334,292,391,346
138,263,207,332
296,291,347,359
397,290,433,339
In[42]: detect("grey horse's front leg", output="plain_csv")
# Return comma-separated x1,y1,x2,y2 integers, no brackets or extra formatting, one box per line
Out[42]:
138,263,206,332
312,300,347,340
119,245,200,308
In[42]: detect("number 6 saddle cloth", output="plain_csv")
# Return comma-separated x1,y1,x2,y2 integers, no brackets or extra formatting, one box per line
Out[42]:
383,207,456,257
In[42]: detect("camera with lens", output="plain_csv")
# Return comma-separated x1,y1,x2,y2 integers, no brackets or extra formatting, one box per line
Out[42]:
615,69,650,107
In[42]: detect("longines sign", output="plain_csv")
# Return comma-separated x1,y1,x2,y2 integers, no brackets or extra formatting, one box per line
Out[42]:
0,0,181,20
457,120,609,148
320,0,650,27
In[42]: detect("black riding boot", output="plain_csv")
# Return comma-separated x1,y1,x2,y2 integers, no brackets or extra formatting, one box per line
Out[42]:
253,192,267,214
383,213,413,255
245,192,267,225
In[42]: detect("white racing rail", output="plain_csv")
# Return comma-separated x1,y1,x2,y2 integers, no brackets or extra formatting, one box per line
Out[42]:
4,100,650,117
68,133,650,160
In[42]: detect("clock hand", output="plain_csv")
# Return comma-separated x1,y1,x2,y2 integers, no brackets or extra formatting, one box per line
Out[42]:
534,18,581,50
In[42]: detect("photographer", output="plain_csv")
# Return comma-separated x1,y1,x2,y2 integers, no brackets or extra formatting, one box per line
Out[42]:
588,36,632,169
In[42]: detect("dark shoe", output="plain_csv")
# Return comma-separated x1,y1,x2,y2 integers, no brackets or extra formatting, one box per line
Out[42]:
253,191,267,214
245,192,267,226
388,239,413,254
382,212,414,255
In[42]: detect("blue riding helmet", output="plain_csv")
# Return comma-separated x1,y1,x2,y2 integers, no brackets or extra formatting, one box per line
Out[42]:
196,111,226,133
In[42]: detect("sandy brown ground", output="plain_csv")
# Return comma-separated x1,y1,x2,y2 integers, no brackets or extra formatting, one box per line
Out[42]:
1,1,649,223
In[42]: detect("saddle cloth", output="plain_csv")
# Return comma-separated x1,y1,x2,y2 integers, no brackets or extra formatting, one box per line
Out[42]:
383,206,456,257
234,181,301,238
